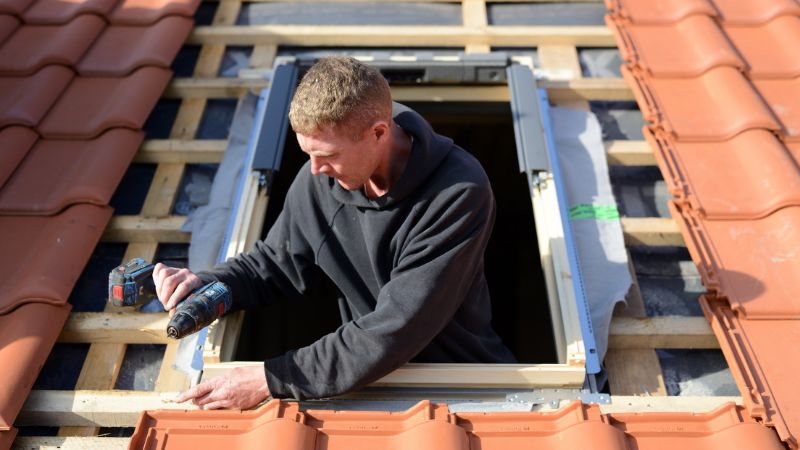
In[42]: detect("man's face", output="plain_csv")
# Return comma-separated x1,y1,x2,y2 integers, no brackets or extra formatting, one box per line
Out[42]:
296,125,382,191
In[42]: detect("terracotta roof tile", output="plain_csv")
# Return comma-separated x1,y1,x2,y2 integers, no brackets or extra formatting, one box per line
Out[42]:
0,126,37,189
752,78,800,141
0,302,71,430
0,129,143,215
605,0,717,25
0,204,112,315
0,0,32,16
22,0,117,24
129,398,785,450
647,127,800,219
607,15,741,77
724,16,800,79
0,14,20,43
38,66,172,138
702,297,799,449
0,429,16,450
623,66,780,141
109,0,201,25
711,0,800,26
0,65,73,128
77,16,193,76
0,14,105,75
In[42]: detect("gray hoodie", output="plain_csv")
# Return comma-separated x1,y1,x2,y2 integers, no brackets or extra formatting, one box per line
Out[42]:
199,103,515,399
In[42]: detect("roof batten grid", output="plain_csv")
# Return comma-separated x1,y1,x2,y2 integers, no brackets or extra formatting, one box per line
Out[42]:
607,0,800,447
0,0,199,446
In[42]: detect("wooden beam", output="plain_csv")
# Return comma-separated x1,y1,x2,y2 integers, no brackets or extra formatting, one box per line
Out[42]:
462,0,490,54
188,25,616,47
59,313,171,345
12,437,130,450
101,215,189,243
605,140,656,166
135,139,227,164
621,217,684,247
203,362,586,388
608,316,717,349
140,163,185,217
601,396,742,413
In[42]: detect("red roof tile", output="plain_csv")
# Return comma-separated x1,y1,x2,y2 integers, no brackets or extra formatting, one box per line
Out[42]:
0,429,16,450
605,0,717,25
109,0,201,25
129,399,785,450
622,66,780,141
0,14,105,75
752,77,800,141
77,16,193,76
608,15,741,77
0,302,70,430
38,66,172,138
0,204,112,315
0,65,73,128
724,16,800,79
0,126,37,189
0,0,33,16
711,0,800,25
22,0,117,24
646,127,800,219
0,129,143,214
0,14,19,43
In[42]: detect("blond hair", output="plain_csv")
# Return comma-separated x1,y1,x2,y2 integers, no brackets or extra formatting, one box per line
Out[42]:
289,56,392,139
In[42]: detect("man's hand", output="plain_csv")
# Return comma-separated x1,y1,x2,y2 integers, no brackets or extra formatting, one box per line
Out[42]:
153,263,204,316
175,366,270,410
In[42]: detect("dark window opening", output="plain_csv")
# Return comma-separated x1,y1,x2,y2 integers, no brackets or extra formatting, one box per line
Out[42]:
235,102,556,364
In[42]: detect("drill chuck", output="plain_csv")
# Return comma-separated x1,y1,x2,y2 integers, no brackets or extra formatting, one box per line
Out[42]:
166,281,232,339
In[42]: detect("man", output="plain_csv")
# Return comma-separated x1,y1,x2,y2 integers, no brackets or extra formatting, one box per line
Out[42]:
155,56,515,410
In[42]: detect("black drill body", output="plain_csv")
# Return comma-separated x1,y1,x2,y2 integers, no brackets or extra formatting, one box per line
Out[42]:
108,258,157,307
167,281,232,339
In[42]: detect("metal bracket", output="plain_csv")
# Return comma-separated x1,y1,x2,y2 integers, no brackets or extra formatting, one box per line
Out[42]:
505,387,610,409
507,64,550,174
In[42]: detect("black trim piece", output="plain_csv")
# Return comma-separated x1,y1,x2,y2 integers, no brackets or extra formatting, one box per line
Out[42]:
252,63,299,172
507,64,549,173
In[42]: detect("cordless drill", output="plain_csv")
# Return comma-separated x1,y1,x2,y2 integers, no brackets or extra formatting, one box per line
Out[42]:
108,259,232,339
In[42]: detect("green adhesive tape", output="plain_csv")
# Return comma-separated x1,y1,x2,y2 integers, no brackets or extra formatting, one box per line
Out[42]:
569,204,620,220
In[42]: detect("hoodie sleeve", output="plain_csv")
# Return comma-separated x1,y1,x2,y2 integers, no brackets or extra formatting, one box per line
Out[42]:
196,177,321,311
264,181,496,399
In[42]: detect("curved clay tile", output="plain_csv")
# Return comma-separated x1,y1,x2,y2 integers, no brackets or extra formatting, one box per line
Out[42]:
38,66,172,139
622,65,779,141
109,0,201,25
608,14,742,77
0,14,20,44
752,78,800,142
0,302,71,431
0,65,73,128
725,16,800,79
647,128,800,219
22,0,117,24
605,0,716,25
0,0,32,16
0,126,37,189
77,16,193,76
0,129,143,215
712,0,800,26
0,15,105,76
0,203,112,315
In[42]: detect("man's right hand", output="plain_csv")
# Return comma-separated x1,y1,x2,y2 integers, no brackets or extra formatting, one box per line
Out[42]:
153,263,204,316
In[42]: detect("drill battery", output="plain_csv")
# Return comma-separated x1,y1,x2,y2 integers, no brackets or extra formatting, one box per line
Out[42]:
108,258,157,307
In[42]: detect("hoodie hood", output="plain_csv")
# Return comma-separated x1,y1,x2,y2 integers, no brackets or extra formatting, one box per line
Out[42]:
328,102,454,209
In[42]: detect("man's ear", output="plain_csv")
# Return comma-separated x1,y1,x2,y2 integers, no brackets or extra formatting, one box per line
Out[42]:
372,121,389,142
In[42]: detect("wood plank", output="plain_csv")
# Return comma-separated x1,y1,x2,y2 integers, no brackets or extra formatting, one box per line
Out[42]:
538,44,590,111
59,313,171,345
621,217,684,247
140,163,186,217
605,349,667,396
203,362,587,388
600,396,742,413
101,215,189,243
188,25,616,47
169,98,207,138
249,44,278,68
462,0,490,54
135,139,226,164
605,140,656,166
608,316,717,349
12,437,130,450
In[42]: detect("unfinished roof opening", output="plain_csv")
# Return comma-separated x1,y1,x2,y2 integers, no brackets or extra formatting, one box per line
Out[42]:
234,99,555,364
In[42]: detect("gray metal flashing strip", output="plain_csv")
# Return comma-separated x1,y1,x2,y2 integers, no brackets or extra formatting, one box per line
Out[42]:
251,63,299,173
507,64,549,173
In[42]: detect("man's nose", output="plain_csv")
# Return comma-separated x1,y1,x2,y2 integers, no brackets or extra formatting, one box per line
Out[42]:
310,157,326,176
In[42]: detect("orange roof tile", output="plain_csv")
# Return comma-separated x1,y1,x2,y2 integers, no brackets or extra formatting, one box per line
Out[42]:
0,0,33,16
0,126,37,189
0,14,19,42
22,0,117,24
128,399,785,450
0,66,73,128
109,0,200,24
608,0,800,446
